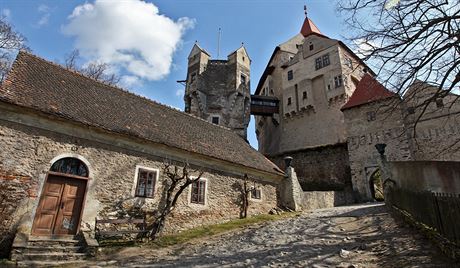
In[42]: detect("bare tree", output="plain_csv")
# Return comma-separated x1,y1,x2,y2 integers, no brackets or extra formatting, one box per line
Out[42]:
149,161,204,239
338,0,460,117
64,49,120,86
0,17,28,82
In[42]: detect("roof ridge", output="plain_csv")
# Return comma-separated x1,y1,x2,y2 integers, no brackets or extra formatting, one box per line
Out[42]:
15,51,235,134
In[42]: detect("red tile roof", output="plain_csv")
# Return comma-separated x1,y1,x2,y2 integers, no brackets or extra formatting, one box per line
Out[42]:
300,17,323,37
0,51,284,176
341,74,397,110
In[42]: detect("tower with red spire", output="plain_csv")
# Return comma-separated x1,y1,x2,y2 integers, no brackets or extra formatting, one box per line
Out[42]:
254,8,373,199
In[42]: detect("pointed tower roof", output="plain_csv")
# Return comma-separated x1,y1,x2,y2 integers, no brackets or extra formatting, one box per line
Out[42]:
300,17,323,37
341,74,397,110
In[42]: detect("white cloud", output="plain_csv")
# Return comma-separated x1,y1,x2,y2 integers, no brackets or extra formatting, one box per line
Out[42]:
36,4,51,27
175,89,184,97
62,0,195,81
120,75,142,89
1,9,11,20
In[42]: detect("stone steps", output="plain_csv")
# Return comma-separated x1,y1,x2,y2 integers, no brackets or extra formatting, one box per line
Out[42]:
17,260,88,267
12,235,89,265
20,252,87,261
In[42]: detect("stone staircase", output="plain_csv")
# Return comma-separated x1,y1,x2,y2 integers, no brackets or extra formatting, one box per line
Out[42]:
11,236,89,267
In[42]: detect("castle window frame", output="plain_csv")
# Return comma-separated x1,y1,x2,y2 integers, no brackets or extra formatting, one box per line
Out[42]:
334,75,343,88
211,115,220,125
345,57,353,68
322,54,330,67
287,70,293,81
190,178,207,205
287,97,292,105
309,43,314,51
302,91,307,99
315,57,323,70
133,166,159,198
241,73,247,85
250,187,262,200
367,111,376,122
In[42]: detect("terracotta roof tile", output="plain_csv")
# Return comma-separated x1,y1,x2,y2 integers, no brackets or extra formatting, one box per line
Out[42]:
341,74,396,110
0,51,283,176
300,17,324,37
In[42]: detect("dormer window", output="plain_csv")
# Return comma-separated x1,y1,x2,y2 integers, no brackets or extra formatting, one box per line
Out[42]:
309,43,314,50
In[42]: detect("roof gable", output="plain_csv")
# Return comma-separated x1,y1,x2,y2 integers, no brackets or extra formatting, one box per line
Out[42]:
341,74,397,110
188,43,211,59
0,51,283,176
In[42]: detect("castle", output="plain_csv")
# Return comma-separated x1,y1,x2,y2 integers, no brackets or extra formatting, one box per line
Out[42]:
185,15,460,202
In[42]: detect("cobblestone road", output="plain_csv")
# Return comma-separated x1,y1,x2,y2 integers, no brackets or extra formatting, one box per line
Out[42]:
89,203,456,268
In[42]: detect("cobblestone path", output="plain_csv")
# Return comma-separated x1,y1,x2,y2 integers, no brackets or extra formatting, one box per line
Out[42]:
88,203,456,268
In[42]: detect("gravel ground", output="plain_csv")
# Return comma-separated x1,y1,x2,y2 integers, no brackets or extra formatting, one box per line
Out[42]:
87,203,456,268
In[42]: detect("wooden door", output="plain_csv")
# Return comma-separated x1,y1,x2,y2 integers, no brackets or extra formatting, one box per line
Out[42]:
32,175,87,236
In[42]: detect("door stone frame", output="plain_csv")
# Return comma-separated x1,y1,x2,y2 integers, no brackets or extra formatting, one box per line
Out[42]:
30,153,92,237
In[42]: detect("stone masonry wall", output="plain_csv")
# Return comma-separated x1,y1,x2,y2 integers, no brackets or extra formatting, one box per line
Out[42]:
343,98,412,201
0,168,37,257
0,118,277,253
269,143,352,191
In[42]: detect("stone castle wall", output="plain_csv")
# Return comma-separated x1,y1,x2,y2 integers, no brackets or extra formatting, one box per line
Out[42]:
343,98,412,201
268,143,352,191
0,117,277,254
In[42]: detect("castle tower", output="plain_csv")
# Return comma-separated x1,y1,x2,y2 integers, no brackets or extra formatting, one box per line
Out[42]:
184,43,251,140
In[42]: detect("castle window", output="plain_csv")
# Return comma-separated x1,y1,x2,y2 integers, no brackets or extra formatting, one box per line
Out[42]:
250,188,261,200
242,56,245,62
190,72,197,83
287,70,293,81
309,43,314,51
287,97,292,105
367,111,376,121
303,91,307,99
345,57,353,68
334,75,343,88
327,84,331,90
211,116,220,125
323,54,330,67
134,167,158,198
315,58,323,70
190,179,206,205
241,74,247,85
436,98,444,108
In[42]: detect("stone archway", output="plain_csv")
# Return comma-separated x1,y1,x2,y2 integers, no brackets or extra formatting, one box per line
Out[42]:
31,157,89,236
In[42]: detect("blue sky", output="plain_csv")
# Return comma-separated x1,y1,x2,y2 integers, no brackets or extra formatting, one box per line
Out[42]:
1,0,345,148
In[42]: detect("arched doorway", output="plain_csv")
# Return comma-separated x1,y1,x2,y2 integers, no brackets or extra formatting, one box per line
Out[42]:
32,157,88,236
369,169,384,201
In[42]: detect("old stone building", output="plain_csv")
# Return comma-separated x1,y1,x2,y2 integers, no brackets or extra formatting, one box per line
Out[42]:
184,43,251,140
254,16,372,195
342,75,460,201
0,52,288,260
